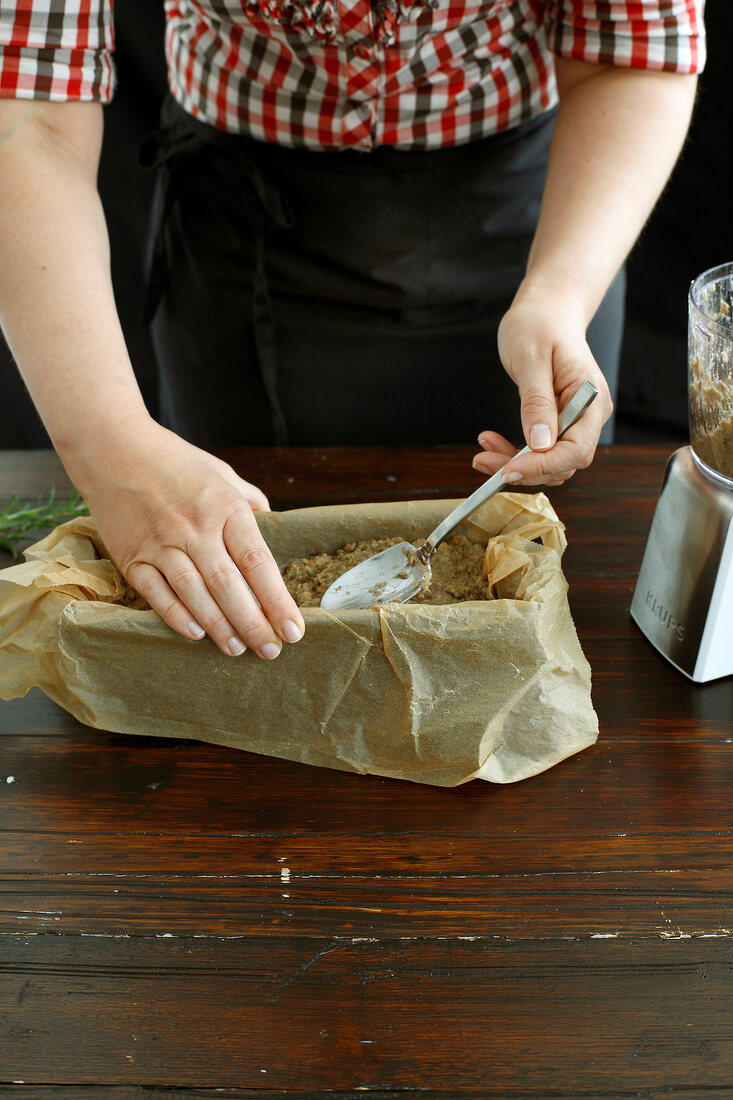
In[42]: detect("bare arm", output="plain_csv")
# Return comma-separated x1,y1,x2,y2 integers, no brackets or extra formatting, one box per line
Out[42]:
0,101,147,447
473,60,698,484
0,99,304,656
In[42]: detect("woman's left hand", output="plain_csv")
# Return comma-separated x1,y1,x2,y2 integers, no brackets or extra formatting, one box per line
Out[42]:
472,286,614,487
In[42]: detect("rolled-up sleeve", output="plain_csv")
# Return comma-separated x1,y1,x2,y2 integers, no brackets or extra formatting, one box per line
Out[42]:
0,0,115,101
544,0,706,74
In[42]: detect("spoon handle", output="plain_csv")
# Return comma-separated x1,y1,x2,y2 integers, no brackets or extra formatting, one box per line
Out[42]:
417,380,599,561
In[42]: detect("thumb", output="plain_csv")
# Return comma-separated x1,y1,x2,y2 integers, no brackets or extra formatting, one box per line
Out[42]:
207,453,273,512
515,366,559,452
239,480,271,513
222,468,271,512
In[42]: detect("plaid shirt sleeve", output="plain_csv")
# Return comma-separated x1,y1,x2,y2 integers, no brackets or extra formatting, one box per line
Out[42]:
543,0,706,74
0,0,115,101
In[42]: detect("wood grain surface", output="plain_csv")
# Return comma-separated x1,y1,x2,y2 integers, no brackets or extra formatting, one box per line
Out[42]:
1,445,732,1097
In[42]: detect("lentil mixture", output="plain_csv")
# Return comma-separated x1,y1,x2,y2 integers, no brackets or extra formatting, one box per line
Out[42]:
282,535,488,607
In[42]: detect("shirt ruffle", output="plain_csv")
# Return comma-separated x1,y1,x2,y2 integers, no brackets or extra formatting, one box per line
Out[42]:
372,0,440,45
244,0,439,45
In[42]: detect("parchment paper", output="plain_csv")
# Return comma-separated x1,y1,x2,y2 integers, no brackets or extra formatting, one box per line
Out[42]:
0,492,598,786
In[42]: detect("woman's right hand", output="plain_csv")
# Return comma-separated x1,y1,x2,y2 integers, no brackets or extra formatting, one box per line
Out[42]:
78,419,305,659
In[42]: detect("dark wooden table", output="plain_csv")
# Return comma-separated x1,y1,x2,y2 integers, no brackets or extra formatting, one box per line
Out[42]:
1,445,732,1098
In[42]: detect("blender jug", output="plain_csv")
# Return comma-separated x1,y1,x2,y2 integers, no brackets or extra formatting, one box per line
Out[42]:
689,263,733,490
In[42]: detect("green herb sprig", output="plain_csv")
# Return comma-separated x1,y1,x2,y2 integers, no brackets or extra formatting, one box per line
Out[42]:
0,489,89,558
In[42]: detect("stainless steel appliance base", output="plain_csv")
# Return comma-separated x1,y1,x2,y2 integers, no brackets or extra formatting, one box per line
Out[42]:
630,447,733,683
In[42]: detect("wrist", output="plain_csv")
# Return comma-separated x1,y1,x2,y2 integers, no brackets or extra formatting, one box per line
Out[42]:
55,405,157,495
512,274,596,329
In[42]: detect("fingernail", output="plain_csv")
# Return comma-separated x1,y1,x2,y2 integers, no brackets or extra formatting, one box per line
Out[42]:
259,642,281,660
503,471,523,484
530,424,552,450
228,637,246,656
281,619,303,643
188,622,206,640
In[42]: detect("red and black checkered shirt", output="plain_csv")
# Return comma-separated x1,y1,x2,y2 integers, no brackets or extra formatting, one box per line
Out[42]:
0,0,705,151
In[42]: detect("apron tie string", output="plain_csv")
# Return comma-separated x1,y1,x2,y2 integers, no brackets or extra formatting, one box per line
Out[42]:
139,104,294,445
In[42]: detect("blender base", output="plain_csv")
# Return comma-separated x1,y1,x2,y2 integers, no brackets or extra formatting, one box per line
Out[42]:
630,446,733,682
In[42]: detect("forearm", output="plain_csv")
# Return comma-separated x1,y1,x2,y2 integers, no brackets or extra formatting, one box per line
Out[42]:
0,100,149,487
476,61,697,484
519,59,698,321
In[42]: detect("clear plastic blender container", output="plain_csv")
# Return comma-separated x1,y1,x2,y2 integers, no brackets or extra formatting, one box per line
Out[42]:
688,262,733,491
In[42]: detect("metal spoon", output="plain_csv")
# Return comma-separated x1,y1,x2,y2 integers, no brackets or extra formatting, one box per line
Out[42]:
320,381,599,610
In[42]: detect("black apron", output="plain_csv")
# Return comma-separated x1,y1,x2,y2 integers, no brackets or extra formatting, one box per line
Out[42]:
140,96,623,448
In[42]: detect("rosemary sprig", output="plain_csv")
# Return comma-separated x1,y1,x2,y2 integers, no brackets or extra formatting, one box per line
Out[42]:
0,488,89,558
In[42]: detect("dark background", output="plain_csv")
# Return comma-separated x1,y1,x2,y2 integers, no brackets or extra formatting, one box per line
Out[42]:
1,0,730,449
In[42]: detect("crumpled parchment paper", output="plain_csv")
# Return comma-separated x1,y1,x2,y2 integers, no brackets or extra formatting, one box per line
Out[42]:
0,492,598,786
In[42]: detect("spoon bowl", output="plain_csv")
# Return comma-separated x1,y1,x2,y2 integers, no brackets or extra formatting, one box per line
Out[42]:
320,541,427,610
